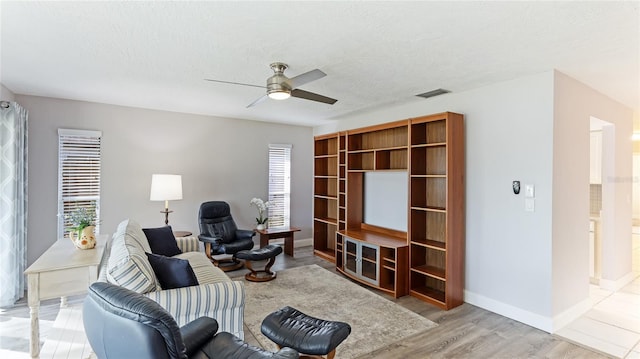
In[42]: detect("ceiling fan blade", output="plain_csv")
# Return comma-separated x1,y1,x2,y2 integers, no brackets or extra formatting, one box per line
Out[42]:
291,89,337,105
247,94,269,108
286,69,326,89
204,78,265,89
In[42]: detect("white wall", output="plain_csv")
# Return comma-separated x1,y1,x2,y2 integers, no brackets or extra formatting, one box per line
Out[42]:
17,95,313,266
315,70,635,332
317,71,556,330
634,113,640,221
553,72,634,315
1,83,16,101
634,113,640,154
634,154,640,220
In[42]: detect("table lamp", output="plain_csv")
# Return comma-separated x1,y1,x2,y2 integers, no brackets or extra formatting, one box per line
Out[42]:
150,174,183,225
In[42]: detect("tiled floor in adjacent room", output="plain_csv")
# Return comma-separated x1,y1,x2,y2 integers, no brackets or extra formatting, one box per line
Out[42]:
556,227,640,358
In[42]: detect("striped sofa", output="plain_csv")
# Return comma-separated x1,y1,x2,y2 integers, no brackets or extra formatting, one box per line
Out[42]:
97,219,245,339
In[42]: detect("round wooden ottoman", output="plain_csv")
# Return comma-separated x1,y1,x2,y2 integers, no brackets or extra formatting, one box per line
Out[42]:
261,306,351,359
235,244,283,282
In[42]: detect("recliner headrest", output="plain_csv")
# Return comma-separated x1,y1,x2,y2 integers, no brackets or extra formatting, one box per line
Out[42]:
199,201,231,220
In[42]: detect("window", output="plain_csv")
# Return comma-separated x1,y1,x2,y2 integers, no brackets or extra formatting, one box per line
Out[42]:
57,129,102,238
268,144,291,228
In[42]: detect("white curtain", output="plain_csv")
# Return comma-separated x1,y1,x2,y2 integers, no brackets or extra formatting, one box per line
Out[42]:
0,101,28,307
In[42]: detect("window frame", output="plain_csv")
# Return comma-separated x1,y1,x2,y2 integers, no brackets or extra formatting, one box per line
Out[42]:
57,129,102,238
267,143,292,228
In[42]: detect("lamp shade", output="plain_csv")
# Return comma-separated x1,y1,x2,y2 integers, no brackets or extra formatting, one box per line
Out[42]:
150,174,183,201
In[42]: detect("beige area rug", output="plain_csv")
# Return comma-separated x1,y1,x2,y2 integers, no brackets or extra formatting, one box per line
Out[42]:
243,264,437,358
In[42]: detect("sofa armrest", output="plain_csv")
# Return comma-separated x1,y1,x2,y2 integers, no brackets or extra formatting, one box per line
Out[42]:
144,281,246,339
175,235,200,253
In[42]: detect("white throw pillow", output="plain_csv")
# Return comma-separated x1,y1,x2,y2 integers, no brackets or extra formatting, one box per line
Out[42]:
106,219,159,293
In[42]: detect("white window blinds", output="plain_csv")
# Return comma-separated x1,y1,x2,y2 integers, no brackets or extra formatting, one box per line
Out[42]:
268,144,292,228
57,129,102,238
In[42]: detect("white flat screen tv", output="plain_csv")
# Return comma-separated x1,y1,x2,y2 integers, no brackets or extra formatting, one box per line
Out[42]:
363,171,408,232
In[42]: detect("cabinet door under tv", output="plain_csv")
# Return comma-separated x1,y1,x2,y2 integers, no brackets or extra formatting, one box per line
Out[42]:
338,226,408,298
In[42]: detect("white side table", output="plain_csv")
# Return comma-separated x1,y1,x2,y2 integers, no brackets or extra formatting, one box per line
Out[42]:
24,235,107,357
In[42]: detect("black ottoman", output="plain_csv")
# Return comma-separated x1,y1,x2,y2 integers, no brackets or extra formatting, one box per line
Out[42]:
261,306,351,359
235,244,283,282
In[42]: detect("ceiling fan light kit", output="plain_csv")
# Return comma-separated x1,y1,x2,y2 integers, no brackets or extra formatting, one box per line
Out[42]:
266,62,292,100
268,91,291,100
205,62,337,107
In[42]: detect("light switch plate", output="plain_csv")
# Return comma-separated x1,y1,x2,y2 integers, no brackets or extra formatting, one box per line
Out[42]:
525,184,535,198
525,198,535,212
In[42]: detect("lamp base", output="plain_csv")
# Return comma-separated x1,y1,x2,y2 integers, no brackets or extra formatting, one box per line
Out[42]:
160,209,173,226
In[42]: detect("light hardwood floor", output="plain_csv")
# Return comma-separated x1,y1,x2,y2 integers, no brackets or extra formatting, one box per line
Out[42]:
1,245,608,358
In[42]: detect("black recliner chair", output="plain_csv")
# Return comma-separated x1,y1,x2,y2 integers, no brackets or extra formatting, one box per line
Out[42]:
83,282,298,359
198,201,256,271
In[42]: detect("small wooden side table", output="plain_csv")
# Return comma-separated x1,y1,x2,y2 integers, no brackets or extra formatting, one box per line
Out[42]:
24,235,107,357
256,227,301,257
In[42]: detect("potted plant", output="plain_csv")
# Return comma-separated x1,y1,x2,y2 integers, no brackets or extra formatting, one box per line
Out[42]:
66,207,98,249
249,197,270,230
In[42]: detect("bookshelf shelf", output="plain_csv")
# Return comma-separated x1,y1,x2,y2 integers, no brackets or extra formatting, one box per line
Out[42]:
409,112,464,310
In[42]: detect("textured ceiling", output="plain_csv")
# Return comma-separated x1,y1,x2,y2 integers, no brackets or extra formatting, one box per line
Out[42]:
1,1,638,127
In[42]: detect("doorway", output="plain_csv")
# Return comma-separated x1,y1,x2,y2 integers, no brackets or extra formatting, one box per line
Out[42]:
588,116,611,285
557,117,640,357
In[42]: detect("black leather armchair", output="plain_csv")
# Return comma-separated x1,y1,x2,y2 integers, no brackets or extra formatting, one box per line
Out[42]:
83,282,298,359
198,201,256,271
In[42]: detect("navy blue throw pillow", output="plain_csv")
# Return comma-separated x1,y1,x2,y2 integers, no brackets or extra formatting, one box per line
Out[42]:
143,226,182,257
146,253,199,289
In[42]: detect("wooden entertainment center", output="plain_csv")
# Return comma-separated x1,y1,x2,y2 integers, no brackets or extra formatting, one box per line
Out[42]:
313,112,464,309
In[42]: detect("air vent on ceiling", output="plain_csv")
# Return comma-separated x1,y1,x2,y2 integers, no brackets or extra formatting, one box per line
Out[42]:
416,88,450,99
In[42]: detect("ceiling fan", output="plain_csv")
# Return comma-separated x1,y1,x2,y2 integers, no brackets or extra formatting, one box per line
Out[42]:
205,62,337,108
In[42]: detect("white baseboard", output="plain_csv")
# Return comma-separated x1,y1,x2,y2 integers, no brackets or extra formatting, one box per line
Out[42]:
552,271,638,332
466,280,637,334
260,237,312,248
295,237,313,247
599,271,637,292
464,290,553,333
551,296,592,333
